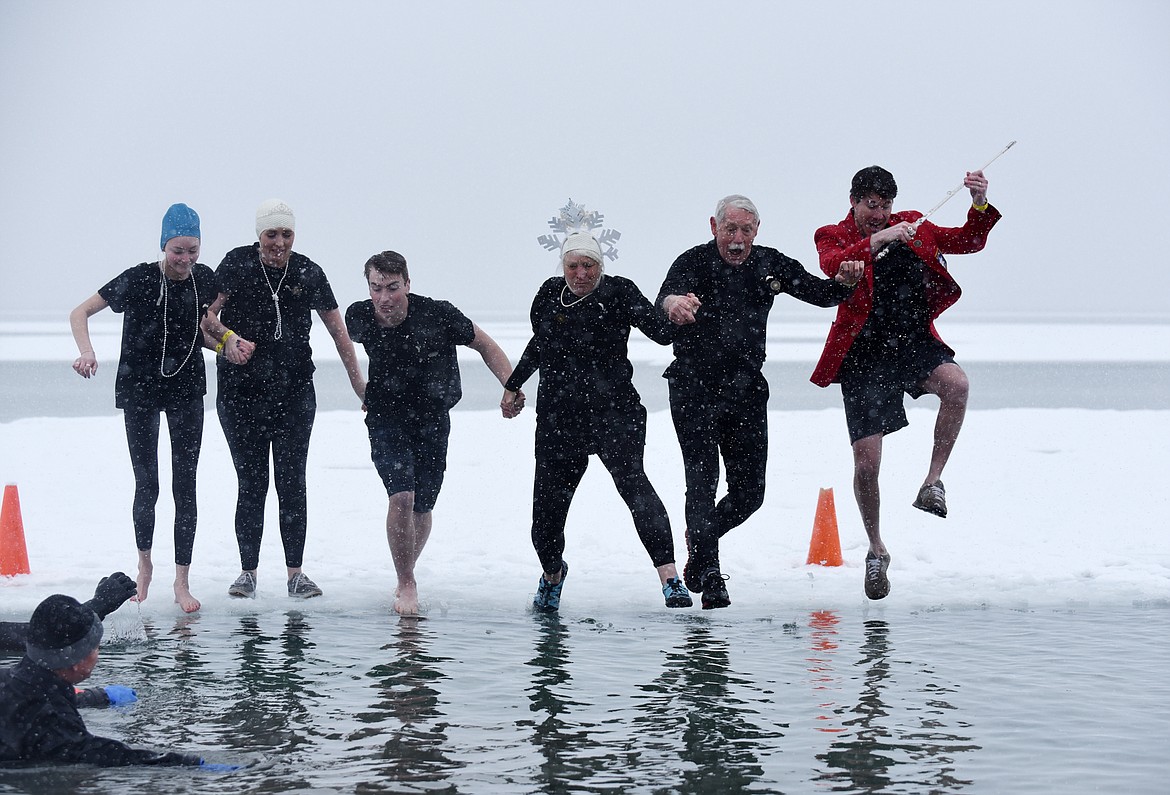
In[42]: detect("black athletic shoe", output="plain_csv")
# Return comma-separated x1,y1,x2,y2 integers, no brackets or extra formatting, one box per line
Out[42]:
700,568,730,610
864,552,891,600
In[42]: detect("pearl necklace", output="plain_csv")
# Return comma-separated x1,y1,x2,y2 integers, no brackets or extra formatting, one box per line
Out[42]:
158,264,202,379
259,250,290,340
559,283,594,308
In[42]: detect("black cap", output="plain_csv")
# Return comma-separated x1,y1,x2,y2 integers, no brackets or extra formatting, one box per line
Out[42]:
26,594,103,669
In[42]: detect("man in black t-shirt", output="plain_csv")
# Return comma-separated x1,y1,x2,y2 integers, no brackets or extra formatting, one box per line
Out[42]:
346,251,520,616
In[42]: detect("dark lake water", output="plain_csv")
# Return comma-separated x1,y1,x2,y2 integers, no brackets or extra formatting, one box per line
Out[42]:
1,603,1167,794
2,359,1167,422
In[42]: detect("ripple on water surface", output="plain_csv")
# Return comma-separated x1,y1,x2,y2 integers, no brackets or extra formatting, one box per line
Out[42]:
2,603,1168,794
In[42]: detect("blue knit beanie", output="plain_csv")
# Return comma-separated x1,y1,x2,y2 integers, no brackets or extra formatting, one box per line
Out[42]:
160,203,201,250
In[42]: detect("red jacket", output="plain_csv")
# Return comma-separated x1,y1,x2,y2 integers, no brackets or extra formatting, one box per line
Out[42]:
810,204,1002,386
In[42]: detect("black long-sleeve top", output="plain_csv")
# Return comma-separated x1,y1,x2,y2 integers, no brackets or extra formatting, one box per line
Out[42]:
504,275,673,451
0,657,201,767
656,240,853,384
1,597,117,655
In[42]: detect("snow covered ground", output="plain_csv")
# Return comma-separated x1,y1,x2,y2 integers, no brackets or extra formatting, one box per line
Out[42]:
1,321,1167,619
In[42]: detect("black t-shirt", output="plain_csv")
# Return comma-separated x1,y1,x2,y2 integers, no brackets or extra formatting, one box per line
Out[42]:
345,294,475,415
853,243,931,356
504,274,673,410
98,262,220,410
215,244,339,395
656,240,852,384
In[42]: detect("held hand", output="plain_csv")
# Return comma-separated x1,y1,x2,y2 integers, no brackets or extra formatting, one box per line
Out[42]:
89,572,136,618
834,260,865,287
224,335,255,365
501,389,525,419
104,685,138,706
73,351,98,378
664,293,701,325
964,169,989,207
235,336,256,360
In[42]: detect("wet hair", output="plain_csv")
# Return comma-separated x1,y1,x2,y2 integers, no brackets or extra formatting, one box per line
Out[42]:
364,250,409,281
850,166,898,201
714,195,760,225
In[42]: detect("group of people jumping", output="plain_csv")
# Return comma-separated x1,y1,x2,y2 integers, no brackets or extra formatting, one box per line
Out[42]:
0,165,1000,769
60,166,1001,620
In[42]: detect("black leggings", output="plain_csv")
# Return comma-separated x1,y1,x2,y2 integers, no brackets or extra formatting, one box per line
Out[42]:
668,375,769,574
218,383,316,571
123,399,204,566
531,408,674,575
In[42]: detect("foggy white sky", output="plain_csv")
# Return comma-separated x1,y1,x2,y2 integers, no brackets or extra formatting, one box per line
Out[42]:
2,1,1167,324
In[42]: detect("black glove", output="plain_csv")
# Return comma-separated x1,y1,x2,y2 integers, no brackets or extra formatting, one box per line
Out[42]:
86,572,137,618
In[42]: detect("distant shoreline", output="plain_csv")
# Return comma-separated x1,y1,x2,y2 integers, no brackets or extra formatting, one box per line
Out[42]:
4,318,1169,364
2,359,1166,422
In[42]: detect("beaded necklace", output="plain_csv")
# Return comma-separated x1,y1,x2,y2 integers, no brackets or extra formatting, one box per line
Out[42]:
258,250,290,340
158,263,201,378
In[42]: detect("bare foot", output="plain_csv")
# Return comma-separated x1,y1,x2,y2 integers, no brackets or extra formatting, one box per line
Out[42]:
393,582,419,616
174,584,201,613
173,565,199,613
132,554,153,603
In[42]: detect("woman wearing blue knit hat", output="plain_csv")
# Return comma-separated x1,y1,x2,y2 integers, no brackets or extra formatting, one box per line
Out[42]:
68,203,225,613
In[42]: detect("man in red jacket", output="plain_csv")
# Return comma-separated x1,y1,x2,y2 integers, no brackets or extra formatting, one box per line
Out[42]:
812,165,1002,600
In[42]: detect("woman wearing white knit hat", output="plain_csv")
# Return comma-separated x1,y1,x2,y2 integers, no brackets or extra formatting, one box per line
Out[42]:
203,199,366,600
503,227,691,612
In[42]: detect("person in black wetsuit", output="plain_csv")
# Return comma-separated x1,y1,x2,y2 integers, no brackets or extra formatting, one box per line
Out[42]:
504,232,692,612
0,594,212,767
0,573,135,654
657,195,862,609
68,204,221,613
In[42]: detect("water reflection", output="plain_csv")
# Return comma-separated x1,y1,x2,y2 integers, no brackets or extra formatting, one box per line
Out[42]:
817,618,979,792
806,609,845,735
519,613,613,790
211,611,316,762
351,616,461,792
112,612,219,757
670,621,784,793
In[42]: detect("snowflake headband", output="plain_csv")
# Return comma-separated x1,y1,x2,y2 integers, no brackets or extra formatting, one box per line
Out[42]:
536,199,621,261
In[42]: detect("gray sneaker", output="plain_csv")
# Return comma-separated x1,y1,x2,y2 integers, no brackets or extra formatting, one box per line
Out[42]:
228,571,256,598
913,480,947,517
288,572,323,599
864,552,891,600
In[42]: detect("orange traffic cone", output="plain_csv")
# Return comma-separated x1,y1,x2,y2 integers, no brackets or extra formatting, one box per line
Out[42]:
806,487,843,567
1,483,31,576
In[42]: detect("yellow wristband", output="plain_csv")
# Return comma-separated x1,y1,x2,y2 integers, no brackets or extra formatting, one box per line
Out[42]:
215,341,225,354
972,201,989,212
220,329,235,344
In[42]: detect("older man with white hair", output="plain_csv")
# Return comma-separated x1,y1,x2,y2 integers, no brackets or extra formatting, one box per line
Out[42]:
657,195,862,608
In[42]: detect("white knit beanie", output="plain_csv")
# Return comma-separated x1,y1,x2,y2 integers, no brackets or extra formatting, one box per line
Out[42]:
560,231,603,264
255,199,296,236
